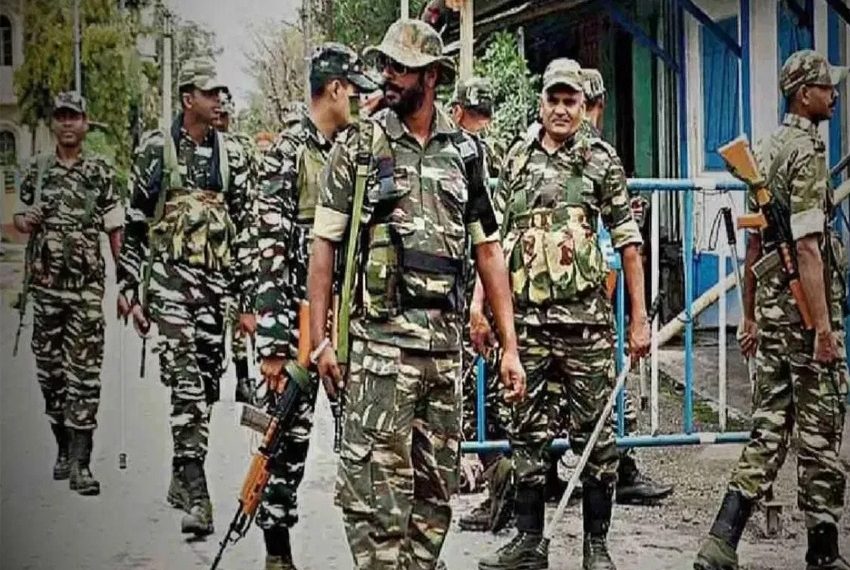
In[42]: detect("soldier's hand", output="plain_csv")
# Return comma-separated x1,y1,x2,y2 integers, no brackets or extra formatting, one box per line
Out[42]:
469,308,496,356
628,316,651,363
814,329,840,364
737,318,758,358
499,348,526,404
317,346,344,400
239,313,257,336
117,294,132,320
261,357,286,393
14,207,43,233
130,304,150,337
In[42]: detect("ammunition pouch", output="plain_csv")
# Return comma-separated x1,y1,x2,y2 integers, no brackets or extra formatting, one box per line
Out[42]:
150,188,234,271
506,205,607,308
30,224,102,290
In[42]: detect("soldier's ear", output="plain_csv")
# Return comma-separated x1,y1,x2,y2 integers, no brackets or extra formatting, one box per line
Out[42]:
424,66,439,89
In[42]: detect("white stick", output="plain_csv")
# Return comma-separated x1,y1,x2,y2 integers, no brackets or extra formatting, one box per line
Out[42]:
650,190,660,434
718,248,727,432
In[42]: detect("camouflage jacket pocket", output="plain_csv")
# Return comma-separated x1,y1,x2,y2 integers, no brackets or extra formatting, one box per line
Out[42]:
154,190,234,270
32,229,101,288
363,223,400,320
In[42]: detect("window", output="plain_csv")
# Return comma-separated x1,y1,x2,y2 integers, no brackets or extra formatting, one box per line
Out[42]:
0,130,15,191
701,17,740,171
0,15,11,67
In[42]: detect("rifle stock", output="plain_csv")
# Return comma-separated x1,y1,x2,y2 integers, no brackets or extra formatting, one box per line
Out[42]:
718,135,814,330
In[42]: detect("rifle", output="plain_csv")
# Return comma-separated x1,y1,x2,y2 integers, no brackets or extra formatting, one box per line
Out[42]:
718,135,814,329
13,229,37,356
210,301,312,570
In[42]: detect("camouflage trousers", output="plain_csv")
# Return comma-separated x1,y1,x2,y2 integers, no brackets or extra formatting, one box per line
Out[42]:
335,339,461,570
150,264,226,464
728,326,848,529
31,284,105,430
255,371,319,530
512,324,619,489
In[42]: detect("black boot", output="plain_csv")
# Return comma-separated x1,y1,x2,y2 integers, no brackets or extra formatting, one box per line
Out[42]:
50,423,70,480
806,523,850,570
478,485,548,570
582,480,616,570
69,430,100,496
264,527,296,569
616,451,673,504
180,459,214,536
693,490,754,570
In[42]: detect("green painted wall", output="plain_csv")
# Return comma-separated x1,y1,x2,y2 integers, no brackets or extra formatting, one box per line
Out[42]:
632,0,658,177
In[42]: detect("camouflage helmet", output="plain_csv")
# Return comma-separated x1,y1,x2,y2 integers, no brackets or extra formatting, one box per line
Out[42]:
452,76,494,116
780,49,848,97
365,18,456,85
542,58,583,94
581,68,606,100
53,91,86,115
311,42,381,93
178,56,228,92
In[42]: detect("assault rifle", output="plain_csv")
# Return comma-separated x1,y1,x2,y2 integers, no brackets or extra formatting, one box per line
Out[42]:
210,301,313,570
718,135,814,329
13,225,38,356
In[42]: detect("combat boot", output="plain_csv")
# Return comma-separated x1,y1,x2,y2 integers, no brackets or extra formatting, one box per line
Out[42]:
264,528,296,569
806,523,850,570
693,490,754,570
479,485,547,570
180,459,214,536
166,460,189,511
582,480,616,570
50,423,70,480
615,452,673,505
69,429,100,496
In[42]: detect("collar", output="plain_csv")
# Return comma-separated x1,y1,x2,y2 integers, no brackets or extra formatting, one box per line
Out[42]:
303,115,334,150
179,124,215,147
383,105,456,142
782,113,819,136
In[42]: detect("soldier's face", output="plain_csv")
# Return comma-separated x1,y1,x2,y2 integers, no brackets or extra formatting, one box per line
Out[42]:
540,87,584,140
184,87,223,125
212,113,230,132
51,109,88,147
802,84,838,121
380,58,435,118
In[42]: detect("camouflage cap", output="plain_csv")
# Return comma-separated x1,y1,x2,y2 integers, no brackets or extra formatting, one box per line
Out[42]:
542,58,584,94
581,68,606,100
364,19,456,85
53,91,86,115
780,49,848,97
311,42,380,93
452,76,494,116
219,91,236,115
178,56,228,92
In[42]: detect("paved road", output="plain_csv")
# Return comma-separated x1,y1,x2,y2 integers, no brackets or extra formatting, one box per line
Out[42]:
1,268,847,569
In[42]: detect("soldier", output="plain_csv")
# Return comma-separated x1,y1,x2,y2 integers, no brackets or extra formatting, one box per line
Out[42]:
117,57,256,537
307,19,526,570
253,43,378,570
450,76,501,178
13,91,124,496
579,67,672,506
475,58,650,570
694,50,849,570
213,91,258,405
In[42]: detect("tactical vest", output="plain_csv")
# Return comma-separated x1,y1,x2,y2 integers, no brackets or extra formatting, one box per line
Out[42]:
28,154,102,289
359,119,481,320
502,140,609,307
148,130,234,271
295,143,326,224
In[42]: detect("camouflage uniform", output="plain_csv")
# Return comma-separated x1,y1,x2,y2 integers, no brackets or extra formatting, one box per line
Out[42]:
17,92,123,496
480,59,643,570
695,50,849,570
118,58,255,534
314,20,499,570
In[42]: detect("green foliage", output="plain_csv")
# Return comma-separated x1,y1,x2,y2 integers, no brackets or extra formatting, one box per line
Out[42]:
330,0,427,49
474,31,539,151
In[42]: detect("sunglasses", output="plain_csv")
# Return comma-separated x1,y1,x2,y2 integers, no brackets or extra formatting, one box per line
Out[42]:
375,54,413,76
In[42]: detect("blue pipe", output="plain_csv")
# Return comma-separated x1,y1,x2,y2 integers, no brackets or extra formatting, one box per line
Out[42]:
461,431,752,453
616,268,626,438
626,178,747,191
475,356,486,443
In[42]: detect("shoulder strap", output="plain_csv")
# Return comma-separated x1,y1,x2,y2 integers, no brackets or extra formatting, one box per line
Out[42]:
33,153,54,206
337,120,376,366
216,131,230,195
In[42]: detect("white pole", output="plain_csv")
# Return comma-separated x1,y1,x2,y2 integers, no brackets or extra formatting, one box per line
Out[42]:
303,0,312,104
400,0,409,18
162,11,173,130
459,0,474,80
650,190,660,435
718,249,727,432
73,0,81,93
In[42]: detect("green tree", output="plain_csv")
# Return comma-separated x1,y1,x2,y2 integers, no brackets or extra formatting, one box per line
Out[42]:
329,0,428,49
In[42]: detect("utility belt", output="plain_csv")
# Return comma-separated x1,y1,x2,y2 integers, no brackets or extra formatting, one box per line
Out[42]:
361,222,466,320
150,188,234,271
30,223,102,290
506,205,607,308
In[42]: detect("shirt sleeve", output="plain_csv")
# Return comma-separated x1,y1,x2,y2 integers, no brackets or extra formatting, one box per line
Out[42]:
255,133,300,359
592,143,643,249
97,162,124,232
313,132,357,243
787,141,827,240
463,141,499,245
225,135,258,314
